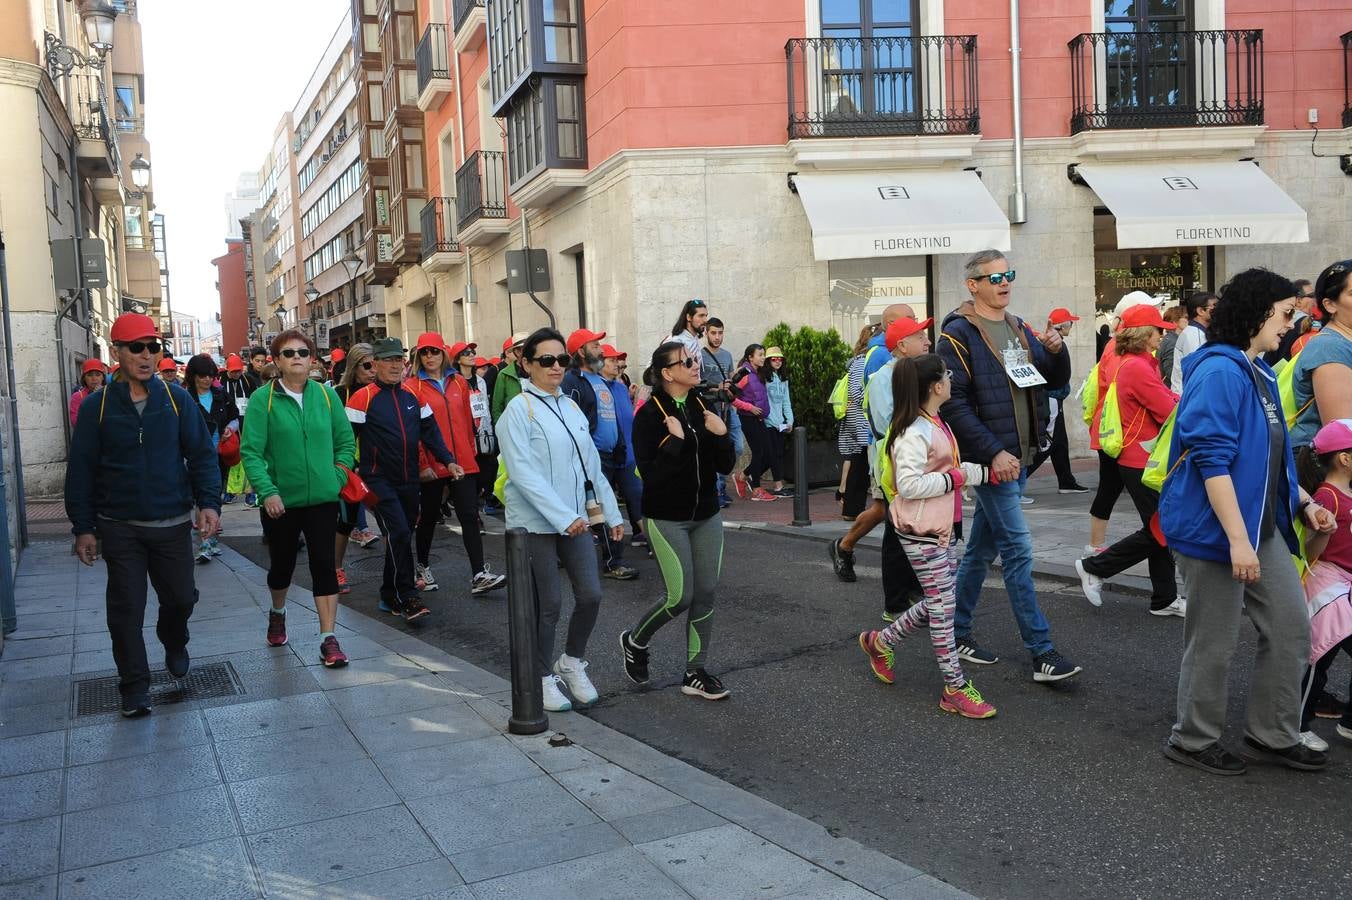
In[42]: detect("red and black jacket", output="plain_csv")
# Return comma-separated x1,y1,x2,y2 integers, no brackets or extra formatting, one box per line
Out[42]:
345,379,454,485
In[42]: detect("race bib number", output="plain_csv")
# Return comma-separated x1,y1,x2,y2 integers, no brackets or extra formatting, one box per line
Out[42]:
236,397,249,416
468,391,489,420
1001,339,1046,388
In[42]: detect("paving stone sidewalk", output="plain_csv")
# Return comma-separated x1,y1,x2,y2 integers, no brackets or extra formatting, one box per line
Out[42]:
0,540,972,899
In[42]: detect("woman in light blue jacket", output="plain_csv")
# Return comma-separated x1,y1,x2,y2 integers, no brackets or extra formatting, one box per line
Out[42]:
498,327,623,713
763,346,795,496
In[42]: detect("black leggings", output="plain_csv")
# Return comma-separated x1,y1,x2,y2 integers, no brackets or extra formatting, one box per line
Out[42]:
841,449,871,518
740,414,771,486
475,452,498,501
1080,465,1176,608
765,428,787,482
1089,449,1125,521
1301,637,1352,730
267,502,340,596
416,476,483,572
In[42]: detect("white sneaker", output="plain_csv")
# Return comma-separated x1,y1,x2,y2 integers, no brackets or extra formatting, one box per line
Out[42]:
1020,496,1034,506
552,654,598,706
471,568,507,595
1075,558,1103,607
415,564,437,592
1149,597,1187,618
1084,544,1105,556
1300,730,1329,752
541,674,572,712
1337,723,1352,742
208,538,223,557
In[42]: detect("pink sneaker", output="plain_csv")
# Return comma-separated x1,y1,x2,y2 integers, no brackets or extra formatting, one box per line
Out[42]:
858,631,894,684
940,681,997,719
320,636,349,668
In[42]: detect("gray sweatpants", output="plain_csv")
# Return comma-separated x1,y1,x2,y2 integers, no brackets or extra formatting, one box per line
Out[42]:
631,514,724,669
528,532,603,678
1170,537,1310,752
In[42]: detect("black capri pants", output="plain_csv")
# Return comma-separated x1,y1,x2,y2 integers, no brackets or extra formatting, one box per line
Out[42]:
267,501,340,596
1089,449,1125,521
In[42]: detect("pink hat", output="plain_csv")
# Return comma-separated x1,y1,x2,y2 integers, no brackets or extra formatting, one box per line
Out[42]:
1312,418,1352,455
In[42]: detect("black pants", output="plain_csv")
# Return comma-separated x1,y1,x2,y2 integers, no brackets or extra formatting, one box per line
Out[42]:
1029,405,1076,488
765,428,787,482
416,476,484,573
604,459,643,539
99,519,198,700
267,502,339,596
368,479,421,602
881,518,925,615
1301,637,1352,730
475,452,498,503
1089,449,1125,521
740,414,771,487
842,449,870,518
1081,464,1176,608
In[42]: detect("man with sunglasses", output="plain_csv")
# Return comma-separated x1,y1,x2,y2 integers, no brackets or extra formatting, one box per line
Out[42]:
936,249,1081,685
66,312,221,718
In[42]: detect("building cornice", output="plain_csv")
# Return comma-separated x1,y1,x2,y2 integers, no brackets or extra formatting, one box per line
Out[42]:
0,57,43,90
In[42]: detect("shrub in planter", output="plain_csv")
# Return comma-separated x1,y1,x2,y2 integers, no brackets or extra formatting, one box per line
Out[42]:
760,323,851,443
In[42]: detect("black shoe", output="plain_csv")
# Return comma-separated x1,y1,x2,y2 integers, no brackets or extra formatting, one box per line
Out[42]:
829,539,856,583
402,597,431,623
955,639,999,666
603,564,639,581
619,630,649,685
1057,483,1091,494
1241,735,1329,771
1313,691,1347,720
165,645,190,679
1163,742,1247,776
631,533,649,549
120,696,152,718
681,668,730,701
1032,649,1082,683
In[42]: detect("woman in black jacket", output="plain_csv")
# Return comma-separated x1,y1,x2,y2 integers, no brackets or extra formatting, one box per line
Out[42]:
186,354,240,561
619,341,736,700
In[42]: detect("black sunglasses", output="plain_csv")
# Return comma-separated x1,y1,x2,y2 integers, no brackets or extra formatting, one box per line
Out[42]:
664,357,696,370
280,348,311,359
359,361,374,370
419,347,443,355
123,341,161,355
529,354,568,369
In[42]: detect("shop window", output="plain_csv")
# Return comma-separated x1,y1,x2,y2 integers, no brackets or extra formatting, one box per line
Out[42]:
827,255,929,337
1092,208,1210,330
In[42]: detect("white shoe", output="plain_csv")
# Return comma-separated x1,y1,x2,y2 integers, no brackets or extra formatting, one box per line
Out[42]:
541,674,572,712
1075,558,1103,607
1300,730,1329,752
1337,723,1352,742
471,567,507,595
552,654,598,706
1020,496,1034,506
415,564,437,592
1149,597,1187,618
1083,544,1105,556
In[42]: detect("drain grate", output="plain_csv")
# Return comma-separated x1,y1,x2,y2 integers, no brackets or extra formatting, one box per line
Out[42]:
71,661,245,716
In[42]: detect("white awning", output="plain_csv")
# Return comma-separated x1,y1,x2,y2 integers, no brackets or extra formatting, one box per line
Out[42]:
1076,161,1309,249
792,170,1011,261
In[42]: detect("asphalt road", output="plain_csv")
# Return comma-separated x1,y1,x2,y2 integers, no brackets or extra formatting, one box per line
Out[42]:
224,520,1352,900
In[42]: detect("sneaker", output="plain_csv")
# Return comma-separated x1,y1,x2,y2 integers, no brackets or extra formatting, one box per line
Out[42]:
552,654,599,706
165,645,190,679
719,494,732,509
355,529,381,548
940,680,997,719
750,488,778,502
881,610,898,623
415,564,437,592
1032,649,1082,683
401,597,431,623
773,486,795,497
1300,730,1329,752
120,696,152,718
1337,723,1352,741
1312,691,1347,720
542,674,573,711
244,493,259,508
1058,483,1090,494
829,538,857,583
619,630,650,685
1241,735,1328,771
209,538,223,557
377,597,404,616
1149,598,1187,618
732,473,748,499
1020,496,1034,506
682,668,730,700
956,640,998,666
858,631,895,684
1083,544,1106,556
603,564,639,581
320,636,349,668
266,610,288,647
471,568,507,595
336,568,350,594
631,533,649,548
222,493,236,505
195,545,212,565
1075,558,1103,608
1163,742,1247,776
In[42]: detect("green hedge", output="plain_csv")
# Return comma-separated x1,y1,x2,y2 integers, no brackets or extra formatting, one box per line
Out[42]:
761,323,851,442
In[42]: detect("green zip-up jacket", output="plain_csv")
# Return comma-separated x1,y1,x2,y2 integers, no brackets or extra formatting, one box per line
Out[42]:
490,362,522,424
240,379,356,508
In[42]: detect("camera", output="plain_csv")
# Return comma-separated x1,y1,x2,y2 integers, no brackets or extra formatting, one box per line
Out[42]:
695,382,736,404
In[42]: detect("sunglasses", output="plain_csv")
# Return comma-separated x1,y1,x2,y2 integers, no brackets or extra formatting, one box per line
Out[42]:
530,354,568,369
122,341,161,355
419,347,443,356
280,348,312,359
359,361,374,370
664,357,697,370
975,270,1016,285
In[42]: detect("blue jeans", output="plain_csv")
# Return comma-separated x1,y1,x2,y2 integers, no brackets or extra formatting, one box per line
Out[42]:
953,472,1053,659
717,411,745,498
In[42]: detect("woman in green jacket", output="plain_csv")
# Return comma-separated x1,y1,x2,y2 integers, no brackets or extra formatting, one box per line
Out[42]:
241,329,356,667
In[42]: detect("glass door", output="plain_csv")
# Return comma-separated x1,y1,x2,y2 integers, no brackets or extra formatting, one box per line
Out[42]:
820,1,921,127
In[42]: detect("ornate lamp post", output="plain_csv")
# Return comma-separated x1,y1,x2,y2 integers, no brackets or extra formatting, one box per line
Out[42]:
304,282,320,343
340,250,361,348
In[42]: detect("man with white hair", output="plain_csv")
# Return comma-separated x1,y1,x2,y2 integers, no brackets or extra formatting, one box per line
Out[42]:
1171,291,1218,393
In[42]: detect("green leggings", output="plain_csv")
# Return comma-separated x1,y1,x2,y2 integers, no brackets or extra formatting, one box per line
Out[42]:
631,514,724,669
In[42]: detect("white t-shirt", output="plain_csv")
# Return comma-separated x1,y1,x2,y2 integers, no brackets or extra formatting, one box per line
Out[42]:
282,384,305,410
1171,322,1207,393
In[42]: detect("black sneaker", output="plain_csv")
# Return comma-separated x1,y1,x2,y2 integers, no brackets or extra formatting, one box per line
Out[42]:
603,564,639,581
1241,735,1329,771
681,668,730,701
1057,483,1091,494
619,630,650,685
120,696,152,719
1032,650,1082,683
956,640,999,666
1313,691,1347,720
1163,742,1247,776
829,539,857,583
631,533,649,549
401,597,431,623
165,645,190,679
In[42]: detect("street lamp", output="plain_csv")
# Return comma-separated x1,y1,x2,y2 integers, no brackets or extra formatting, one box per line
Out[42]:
78,1,117,56
130,153,150,189
340,250,361,347
304,282,319,341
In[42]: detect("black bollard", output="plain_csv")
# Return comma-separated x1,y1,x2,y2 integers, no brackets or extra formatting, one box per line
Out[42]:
791,425,811,527
505,527,548,735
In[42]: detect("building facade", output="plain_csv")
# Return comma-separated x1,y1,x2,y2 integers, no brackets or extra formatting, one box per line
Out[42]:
212,240,249,355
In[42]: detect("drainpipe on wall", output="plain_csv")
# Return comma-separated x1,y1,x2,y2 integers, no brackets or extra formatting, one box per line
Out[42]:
1,234,28,611
1008,0,1029,225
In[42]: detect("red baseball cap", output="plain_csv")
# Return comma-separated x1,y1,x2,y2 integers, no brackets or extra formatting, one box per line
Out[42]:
489,356,501,366
885,317,933,352
447,341,477,359
81,358,107,375
330,348,346,362
414,332,448,354
1048,307,1081,326
567,328,606,355
472,356,489,367
158,358,177,372
225,353,244,371
601,343,626,360
110,312,158,343
1117,305,1171,331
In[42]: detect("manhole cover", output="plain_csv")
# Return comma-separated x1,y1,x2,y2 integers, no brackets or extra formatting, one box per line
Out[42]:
71,661,245,716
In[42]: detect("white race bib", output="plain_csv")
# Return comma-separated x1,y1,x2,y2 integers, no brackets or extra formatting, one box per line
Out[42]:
1005,362,1047,388
468,391,489,420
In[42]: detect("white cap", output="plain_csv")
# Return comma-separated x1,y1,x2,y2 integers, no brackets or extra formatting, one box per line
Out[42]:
1111,290,1163,322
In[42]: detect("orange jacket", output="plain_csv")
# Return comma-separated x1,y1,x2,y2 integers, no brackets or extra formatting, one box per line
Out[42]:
403,372,479,475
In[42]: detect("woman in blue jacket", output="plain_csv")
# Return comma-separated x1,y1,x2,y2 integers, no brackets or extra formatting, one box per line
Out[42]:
762,347,794,496
1159,268,1336,777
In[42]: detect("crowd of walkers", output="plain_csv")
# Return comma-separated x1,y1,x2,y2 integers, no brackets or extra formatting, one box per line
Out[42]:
62,251,1352,777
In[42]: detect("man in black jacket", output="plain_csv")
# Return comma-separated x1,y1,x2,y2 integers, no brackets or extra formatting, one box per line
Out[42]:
936,250,1082,685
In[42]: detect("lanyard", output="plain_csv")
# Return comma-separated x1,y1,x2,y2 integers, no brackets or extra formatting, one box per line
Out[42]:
537,394,595,491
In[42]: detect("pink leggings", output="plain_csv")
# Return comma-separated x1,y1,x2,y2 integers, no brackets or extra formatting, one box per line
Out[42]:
879,540,965,688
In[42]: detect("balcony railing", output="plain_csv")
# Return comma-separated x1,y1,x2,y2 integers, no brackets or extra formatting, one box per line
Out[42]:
124,234,149,251
455,150,507,229
1068,30,1263,133
416,23,450,96
453,0,484,36
114,114,144,134
420,197,460,259
1342,31,1351,128
786,35,979,139
71,72,122,174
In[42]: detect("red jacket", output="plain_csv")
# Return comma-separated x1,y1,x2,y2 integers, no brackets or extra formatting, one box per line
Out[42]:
403,372,479,475
1112,351,1179,469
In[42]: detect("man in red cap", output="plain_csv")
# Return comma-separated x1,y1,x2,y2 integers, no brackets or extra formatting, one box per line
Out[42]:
69,358,106,428
329,346,347,383
65,312,221,718
157,357,180,386
1028,307,1089,494
600,344,646,548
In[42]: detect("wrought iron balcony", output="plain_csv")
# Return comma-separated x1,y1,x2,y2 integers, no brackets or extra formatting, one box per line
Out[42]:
420,198,461,260
70,72,122,177
1343,31,1351,128
786,35,979,139
455,150,507,230
416,23,451,109
1068,29,1263,133
453,0,485,37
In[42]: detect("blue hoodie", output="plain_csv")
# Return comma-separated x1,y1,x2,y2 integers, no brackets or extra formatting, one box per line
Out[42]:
1158,343,1300,563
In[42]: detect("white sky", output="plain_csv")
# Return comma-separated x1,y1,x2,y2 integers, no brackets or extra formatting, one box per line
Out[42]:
140,0,349,326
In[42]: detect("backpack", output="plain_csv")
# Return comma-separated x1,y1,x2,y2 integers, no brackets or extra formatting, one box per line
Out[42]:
1097,364,1147,459
1140,408,1179,492
1079,361,1100,427
1276,345,1314,429
833,345,882,421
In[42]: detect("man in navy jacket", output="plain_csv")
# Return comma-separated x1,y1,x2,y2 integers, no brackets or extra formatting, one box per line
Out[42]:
936,250,1082,684
65,313,221,718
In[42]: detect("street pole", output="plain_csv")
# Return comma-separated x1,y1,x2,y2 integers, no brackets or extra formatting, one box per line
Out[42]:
504,527,547,735
791,425,811,527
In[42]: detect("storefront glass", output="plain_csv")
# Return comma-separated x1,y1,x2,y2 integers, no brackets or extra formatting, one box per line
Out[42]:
1093,210,1209,335
828,255,929,341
